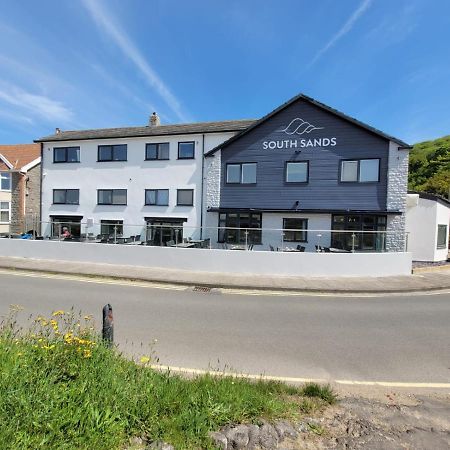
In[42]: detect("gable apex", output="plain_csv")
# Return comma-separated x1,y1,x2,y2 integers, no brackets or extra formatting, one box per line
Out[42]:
205,93,411,157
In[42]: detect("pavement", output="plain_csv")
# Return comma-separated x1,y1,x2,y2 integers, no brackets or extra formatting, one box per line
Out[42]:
0,255,449,293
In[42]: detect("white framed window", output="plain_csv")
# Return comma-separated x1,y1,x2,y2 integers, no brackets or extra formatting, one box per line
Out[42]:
226,163,257,184
437,224,448,249
1,172,11,191
340,159,380,183
285,162,309,183
0,201,10,223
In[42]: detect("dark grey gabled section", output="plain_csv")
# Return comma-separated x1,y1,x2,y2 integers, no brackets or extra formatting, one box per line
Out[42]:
218,96,399,211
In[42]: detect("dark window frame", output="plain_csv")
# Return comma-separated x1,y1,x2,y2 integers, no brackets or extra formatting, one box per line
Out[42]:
97,189,127,205
177,141,195,160
100,219,124,236
217,212,263,245
53,146,80,163
225,162,257,185
145,142,170,160
145,189,169,206
283,218,308,242
52,189,80,205
437,224,448,249
97,144,128,162
339,158,381,184
285,161,309,184
176,189,194,206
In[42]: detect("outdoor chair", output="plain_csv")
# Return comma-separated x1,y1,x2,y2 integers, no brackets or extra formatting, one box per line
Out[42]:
269,245,275,251
297,245,306,252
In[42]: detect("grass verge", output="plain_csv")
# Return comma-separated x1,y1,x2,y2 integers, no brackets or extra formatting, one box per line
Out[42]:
0,307,336,450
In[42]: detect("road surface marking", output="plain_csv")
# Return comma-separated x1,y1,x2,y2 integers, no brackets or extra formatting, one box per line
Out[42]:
149,364,450,389
0,268,449,298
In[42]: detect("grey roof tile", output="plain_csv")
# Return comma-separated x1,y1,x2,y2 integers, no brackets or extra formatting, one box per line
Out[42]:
35,119,256,142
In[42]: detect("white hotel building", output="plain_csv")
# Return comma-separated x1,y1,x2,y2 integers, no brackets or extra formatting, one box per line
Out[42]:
37,113,253,243
37,94,412,252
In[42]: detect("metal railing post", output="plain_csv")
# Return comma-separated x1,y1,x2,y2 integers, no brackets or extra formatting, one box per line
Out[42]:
351,233,356,252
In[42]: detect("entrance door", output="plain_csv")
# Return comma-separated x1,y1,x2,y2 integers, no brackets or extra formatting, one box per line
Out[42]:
145,220,185,246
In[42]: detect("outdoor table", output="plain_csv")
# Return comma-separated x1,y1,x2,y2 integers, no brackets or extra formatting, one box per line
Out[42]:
170,242,195,248
230,245,247,250
329,248,351,253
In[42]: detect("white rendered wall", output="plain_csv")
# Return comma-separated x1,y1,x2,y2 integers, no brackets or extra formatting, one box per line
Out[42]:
261,213,331,251
405,196,450,261
435,201,450,261
41,132,235,239
0,239,412,277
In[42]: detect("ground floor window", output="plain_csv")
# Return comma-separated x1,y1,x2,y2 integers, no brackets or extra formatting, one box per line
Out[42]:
0,202,10,223
145,218,186,246
100,220,123,237
283,218,307,242
218,212,262,244
437,224,448,249
331,214,387,251
50,216,82,238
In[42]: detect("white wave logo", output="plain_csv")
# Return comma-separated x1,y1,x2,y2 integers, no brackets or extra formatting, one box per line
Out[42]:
280,118,324,135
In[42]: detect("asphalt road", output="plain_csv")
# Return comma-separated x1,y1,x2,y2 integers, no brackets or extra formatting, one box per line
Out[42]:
1,270,449,385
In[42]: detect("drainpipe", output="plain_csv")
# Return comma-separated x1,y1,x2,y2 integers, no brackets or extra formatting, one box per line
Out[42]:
39,142,43,236
200,133,205,239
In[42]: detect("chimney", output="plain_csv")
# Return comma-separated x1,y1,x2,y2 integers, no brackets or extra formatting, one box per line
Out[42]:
149,112,160,127
55,128,61,134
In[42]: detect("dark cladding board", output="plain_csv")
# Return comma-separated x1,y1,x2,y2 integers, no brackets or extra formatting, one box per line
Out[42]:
219,98,390,211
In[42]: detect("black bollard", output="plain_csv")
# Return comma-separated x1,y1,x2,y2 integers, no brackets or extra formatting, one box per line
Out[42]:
102,304,114,347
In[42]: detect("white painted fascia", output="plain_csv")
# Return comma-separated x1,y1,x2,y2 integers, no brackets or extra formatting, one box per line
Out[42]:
0,153,14,170
19,156,41,173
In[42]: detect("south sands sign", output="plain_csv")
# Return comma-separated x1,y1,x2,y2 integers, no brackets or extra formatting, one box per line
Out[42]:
262,117,337,149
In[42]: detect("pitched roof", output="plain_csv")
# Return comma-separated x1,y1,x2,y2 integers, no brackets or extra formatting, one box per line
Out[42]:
0,143,41,171
205,93,411,157
35,119,256,143
408,190,450,207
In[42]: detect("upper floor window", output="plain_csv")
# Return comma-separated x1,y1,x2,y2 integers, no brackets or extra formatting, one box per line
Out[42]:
145,189,169,206
146,143,169,160
226,163,257,184
286,161,309,183
98,144,127,162
0,172,11,191
340,159,380,183
97,189,127,205
53,147,80,163
178,142,195,159
283,218,308,242
176,189,194,206
0,201,10,223
53,189,79,205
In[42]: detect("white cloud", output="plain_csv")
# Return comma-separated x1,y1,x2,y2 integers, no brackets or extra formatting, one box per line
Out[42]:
81,0,189,122
308,0,373,67
0,81,74,124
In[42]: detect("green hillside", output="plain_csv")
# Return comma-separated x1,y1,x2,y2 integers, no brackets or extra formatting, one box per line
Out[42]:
408,135,450,198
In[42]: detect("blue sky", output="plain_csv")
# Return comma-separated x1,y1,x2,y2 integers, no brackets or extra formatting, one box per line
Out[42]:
0,0,449,144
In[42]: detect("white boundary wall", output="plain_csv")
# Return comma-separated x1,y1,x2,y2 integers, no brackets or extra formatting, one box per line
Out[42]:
0,240,412,277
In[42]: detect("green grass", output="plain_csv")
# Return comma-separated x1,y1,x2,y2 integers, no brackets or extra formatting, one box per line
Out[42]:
300,383,337,405
0,308,335,450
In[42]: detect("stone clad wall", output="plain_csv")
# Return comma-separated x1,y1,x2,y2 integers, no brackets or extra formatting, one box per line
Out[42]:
10,164,41,234
386,142,409,251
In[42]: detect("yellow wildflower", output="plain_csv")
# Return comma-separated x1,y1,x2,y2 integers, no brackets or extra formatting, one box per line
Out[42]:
140,356,151,364
83,349,92,358
52,310,65,316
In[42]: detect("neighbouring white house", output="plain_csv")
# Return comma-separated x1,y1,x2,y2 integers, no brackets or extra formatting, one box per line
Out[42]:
405,191,450,262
